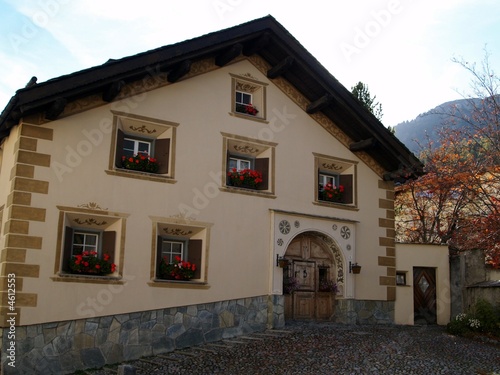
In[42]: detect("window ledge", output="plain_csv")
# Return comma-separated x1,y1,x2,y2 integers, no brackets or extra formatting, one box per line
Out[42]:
52,273,125,284
313,201,358,211
229,112,269,124
105,169,176,184
220,186,276,199
148,279,210,289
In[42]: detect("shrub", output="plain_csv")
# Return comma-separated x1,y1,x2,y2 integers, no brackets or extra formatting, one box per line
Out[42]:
447,300,500,337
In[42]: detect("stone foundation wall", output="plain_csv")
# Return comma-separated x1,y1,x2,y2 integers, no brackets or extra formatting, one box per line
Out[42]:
334,299,395,324
1,295,283,375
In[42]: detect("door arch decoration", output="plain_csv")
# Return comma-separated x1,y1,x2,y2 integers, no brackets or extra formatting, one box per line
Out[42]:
282,231,345,320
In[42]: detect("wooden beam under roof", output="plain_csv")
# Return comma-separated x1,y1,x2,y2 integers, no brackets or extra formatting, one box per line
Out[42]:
167,60,192,83
45,98,67,120
215,43,243,67
102,80,125,102
349,138,377,152
306,94,334,114
267,56,294,79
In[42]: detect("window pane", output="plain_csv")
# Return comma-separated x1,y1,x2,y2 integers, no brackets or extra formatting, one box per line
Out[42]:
162,240,184,263
320,174,338,186
138,141,150,154
240,160,251,170
235,91,252,105
229,158,238,170
123,139,135,156
73,232,99,256
229,157,252,172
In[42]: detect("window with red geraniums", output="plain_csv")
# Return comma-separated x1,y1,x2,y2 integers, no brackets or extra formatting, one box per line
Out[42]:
318,182,345,203
69,251,116,276
236,103,259,116
121,153,159,173
235,91,259,116
227,168,263,189
158,255,197,280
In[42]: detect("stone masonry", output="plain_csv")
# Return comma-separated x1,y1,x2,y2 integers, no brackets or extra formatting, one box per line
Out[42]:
1,295,284,375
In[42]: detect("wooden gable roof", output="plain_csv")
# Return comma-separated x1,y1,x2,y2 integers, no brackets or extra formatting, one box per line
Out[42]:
0,15,423,180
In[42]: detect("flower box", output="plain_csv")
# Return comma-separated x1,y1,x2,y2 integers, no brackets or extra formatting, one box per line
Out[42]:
158,256,197,281
235,103,259,116
318,183,344,203
121,153,159,173
69,251,116,276
227,168,263,189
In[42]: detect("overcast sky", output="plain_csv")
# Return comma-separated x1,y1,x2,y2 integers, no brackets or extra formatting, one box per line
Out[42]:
1,0,499,126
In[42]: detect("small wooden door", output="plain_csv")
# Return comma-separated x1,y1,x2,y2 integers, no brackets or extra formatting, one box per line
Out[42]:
413,267,437,324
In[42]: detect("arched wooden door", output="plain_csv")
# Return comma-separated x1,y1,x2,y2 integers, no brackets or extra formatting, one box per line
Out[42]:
283,233,338,320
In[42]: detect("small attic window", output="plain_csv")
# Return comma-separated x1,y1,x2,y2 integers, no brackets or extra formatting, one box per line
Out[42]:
230,74,267,120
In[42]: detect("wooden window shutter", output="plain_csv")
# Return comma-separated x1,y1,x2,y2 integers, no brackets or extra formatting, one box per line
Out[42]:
155,138,170,174
115,129,125,168
254,157,269,190
102,231,117,265
339,174,353,204
62,226,74,272
187,239,202,279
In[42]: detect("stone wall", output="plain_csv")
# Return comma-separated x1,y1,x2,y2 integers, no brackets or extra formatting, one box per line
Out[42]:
450,249,500,316
334,299,395,325
1,295,283,375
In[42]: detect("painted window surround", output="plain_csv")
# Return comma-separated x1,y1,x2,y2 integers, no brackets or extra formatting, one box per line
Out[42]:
149,217,212,288
314,152,358,210
106,111,178,183
52,205,129,284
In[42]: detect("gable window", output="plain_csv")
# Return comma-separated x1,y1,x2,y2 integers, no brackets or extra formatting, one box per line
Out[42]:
54,207,127,281
231,74,267,120
314,153,357,207
151,219,212,285
108,111,178,181
222,133,276,195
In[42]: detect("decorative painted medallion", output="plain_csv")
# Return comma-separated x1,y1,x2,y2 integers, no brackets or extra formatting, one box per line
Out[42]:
277,238,284,246
162,228,193,236
332,224,338,231
73,218,107,226
346,244,351,251
294,220,300,228
279,220,291,235
340,226,351,239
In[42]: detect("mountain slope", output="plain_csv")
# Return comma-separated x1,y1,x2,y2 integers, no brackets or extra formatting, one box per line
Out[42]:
393,98,480,155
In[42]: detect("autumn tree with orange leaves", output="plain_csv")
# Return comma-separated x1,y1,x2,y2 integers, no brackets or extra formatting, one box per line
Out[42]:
395,49,500,267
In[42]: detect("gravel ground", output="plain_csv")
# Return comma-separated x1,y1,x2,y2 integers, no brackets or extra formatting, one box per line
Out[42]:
86,322,500,375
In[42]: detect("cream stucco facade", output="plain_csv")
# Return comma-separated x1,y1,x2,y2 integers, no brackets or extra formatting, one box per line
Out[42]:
0,17,426,373
0,57,396,326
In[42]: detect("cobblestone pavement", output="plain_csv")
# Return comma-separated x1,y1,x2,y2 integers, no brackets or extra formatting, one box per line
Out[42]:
84,321,500,375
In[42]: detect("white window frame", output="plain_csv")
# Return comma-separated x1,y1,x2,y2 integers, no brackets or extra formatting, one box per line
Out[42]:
160,239,186,264
235,91,252,106
123,137,152,157
319,173,340,188
71,230,100,257
229,156,252,171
